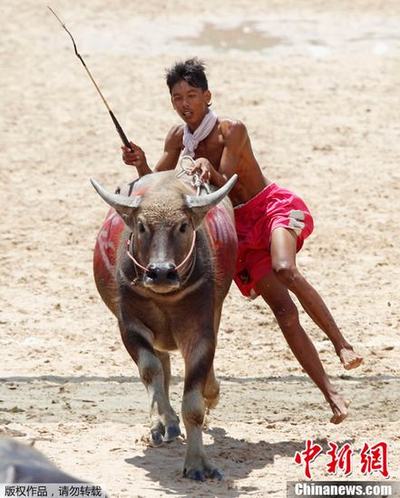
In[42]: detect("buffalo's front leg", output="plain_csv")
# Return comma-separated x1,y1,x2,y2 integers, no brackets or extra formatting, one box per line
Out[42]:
155,350,181,442
120,322,180,446
181,335,222,481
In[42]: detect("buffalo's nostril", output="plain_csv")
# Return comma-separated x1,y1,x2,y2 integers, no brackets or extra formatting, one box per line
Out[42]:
165,263,178,282
146,269,158,281
145,263,158,281
166,269,178,281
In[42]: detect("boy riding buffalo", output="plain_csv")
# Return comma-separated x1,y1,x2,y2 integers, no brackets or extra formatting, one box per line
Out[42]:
121,58,363,424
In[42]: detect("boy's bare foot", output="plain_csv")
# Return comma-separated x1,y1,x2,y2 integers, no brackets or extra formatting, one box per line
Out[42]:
339,347,363,370
329,395,350,425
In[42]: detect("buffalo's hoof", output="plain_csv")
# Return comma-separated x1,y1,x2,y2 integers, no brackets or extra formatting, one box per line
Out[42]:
150,429,164,447
184,469,205,481
163,423,181,442
206,467,223,481
183,465,223,481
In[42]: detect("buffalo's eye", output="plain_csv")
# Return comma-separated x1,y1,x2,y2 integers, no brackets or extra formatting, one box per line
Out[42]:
138,221,146,233
179,222,188,233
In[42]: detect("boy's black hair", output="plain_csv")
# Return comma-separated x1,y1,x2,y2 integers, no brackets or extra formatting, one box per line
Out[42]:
166,58,208,93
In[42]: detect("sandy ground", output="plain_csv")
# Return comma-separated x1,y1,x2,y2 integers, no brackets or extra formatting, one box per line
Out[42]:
1,1,400,496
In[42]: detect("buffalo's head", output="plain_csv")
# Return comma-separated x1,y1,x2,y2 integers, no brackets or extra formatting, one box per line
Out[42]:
91,171,237,294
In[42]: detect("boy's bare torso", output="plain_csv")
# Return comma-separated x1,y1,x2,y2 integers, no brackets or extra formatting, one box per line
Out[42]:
158,118,270,207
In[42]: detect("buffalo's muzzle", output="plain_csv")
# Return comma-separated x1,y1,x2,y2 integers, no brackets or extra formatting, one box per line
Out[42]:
144,262,180,291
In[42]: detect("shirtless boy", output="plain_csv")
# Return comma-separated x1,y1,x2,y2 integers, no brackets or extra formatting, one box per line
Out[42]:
121,58,363,424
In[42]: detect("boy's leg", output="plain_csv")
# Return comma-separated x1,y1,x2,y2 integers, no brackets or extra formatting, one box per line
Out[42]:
255,272,348,424
270,227,363,370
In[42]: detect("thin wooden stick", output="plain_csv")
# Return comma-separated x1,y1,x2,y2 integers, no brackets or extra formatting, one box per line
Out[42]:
48,6,133,149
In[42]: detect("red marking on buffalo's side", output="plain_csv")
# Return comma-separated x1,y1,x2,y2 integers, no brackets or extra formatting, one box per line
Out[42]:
205,205,238,283
93,208,124,289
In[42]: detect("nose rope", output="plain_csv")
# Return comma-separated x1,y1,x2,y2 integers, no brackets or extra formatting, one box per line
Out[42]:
175,230,197,271
126,230,197,273
126,233,147,273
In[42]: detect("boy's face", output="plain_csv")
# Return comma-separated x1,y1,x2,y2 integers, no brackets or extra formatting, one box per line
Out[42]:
170,80,211,131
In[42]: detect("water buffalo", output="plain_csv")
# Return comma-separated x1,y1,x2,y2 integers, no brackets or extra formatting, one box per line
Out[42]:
91,170,238,481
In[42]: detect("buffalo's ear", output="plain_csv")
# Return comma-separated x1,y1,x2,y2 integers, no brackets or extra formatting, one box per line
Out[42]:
90,178,142,222
184,174,237,228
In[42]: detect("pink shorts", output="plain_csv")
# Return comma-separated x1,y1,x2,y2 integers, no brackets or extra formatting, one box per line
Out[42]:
234,183,314,298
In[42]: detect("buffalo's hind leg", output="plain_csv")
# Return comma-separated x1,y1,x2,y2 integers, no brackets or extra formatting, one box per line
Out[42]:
203,367,220,411
181,336,223,481
203,304,223,411
120,324,180,446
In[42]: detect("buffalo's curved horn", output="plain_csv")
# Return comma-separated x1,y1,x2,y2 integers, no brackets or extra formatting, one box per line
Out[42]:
90,178,142,210
184,174,238,209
